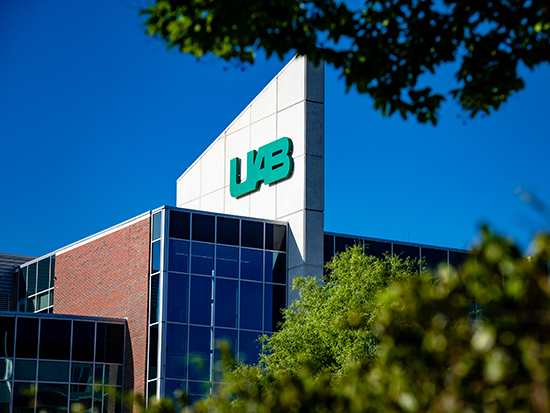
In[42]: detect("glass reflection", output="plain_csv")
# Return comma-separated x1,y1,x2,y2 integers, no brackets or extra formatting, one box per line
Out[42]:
241,249,262,281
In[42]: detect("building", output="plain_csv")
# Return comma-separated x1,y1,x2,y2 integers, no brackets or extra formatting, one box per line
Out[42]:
2,56,469,412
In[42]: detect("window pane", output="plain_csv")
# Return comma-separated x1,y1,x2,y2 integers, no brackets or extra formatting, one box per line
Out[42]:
364,241,391,258
215,279,238,328
240,282,262,330
192,214,215,243
26,298,35,313
214,329,237,381
188,326,211,381
152,212,162,241
96,324,124,364
0,317,14,358
94,386,121,413
449,251,470,268
189,276,212,326
0,360,13,381
166,323,187,379
150,274,159,324
265,252,286,284
169,240,189,273
191,243,214,276
241,221,263,249
95,364,123,386
323,235,334,264
148,326,158,380
50,256,56,288
238,331,261,365
18,266,27,300
215,246,238,278
40,319,71,360
72,363,94,384
170,211,190,240
38,361,69,382
38,291,49,311
37,383,68,412
37,258,50,293
421,248,448,272
70,383,92,412
16,317,39,358
164,380,186,409
0,381,11,413
265,224,286,252
216,217,239,246
147,381,157,400
14,359,36,380
393,244,420,261
241,249,262,281
13,382,34,412
188,381,211,399
167,273,189,323
264,284,285,332
27,263,36,296
151,241,161,273
335,237,361,254
72,322,95,362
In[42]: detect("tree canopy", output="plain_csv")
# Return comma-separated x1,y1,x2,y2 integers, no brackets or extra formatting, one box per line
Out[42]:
141,0,550,124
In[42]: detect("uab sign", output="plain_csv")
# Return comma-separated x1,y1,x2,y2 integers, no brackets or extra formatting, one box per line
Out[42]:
230,137,293,198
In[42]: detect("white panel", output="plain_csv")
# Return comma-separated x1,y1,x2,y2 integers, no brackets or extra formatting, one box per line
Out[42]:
251,80,277,123
305,101,324,157
277,102,305,158
250,114,277,151
306,60,325,103
224,186,250,216
249,182,277,220
225,126,250,187
179,198,201,210
285,211,305,269
305,155,324,212
200,188,225,214
176,160,202,206
286,264,323,303
276,155,305,219
304,210,324,265
227,107,251,135
277,57,305,111
200,138,225,196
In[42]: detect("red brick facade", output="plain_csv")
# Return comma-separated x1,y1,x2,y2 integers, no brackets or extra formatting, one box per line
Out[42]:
55,217,151,397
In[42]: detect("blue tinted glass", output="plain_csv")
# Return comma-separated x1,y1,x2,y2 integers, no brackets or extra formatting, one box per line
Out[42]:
189,326,211,381
150,274,159,323
191,243,214,276
214,329,237,381
265,224,286,252
37,258,50,292
151,241,161,273
241,221,263,249
170,210,190,240
148,326,158,380
188,381,211,398
167,273,189,323
38,361,69,382
166,323,187,379
238,331,261,365
152,212,162,241
190,276,212,326
165,380,186,409
265,252,286,284
192,214,215,243
264,284,286,332
14,360,36,380
27,263,36,296
70,383,92,412
216,217,239,246
169,240,189,273
215,246,238,278
241,249,262,281
50,256,56,288
215,279,238,328
18,267,27,300
240,282,262,330
37,383,68,412
71,363,93,384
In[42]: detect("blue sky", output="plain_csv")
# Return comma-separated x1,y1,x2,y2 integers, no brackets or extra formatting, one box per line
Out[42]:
1,1,548,257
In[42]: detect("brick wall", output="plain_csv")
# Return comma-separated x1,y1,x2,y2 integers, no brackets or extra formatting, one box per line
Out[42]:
55,217,151,397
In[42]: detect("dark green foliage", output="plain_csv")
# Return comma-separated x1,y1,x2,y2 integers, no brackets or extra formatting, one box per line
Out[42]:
141,0,550,124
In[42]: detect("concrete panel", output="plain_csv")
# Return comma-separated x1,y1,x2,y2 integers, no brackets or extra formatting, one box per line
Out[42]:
251,80,277,123
250,114,277,151
306,60,325,103
304,210,324,265
176,160,201,206
277,102,305,158
179,198,201,210
286,211,305,269
249,182,277,220
286,264,323,303
276,155,305,219
305,101,324,157
278,57,305,111
200,139,225,196
224,186,250,216
225,126,250,187
200,188,225,214
227,107,251,135
305,155,324,212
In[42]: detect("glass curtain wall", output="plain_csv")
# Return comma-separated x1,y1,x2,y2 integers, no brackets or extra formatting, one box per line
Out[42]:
17,256,55,313
146,208,287,404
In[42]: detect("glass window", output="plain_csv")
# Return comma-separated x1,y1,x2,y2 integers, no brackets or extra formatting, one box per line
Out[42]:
216,217,239,246
192,214,215,243
265,224,286,252
0,317,14,358
26,297,35,313
364,241,391,258
189,276,212,326
264,284,286,332
18,266,27,300
214,329,237,381
0,359,13,381
16,317,39,358
13,382,35,412
40,319,71,360
188,381,211,399
37,291,49,311
323,235,334,264
165,323,187,379
449,251,470,268
164,380,186,409
241,249,262,281
265,252,286,284
241,221,263,249
215,279,238,328
14,359,36,380
50,256,56,288
335,237,362,254
0,381,11,412
72,322,95,362
188,326,211,381
148,326,158,380
167,273,189,323
422,248,448,272
150,274,160,324
95,364,123,386
152,212,162,241
37,258,50,293
27,263,36,296
170,210,190,240
147,380,157,401
238,331,261,365
37,383,68,412
94,386,121,413
96,324,124,364
240,282,262,330
215,246,238,278
151,241,161,274
38,361,70,382
70,383,92,412
393,244,420,261
191,243,214,276
169,240,189,273
72,362,94,384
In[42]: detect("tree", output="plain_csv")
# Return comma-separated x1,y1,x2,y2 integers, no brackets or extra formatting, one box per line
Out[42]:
258,245,423,382
140,0,550,124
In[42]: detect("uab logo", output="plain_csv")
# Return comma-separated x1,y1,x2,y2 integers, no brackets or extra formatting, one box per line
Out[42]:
230,137,293,198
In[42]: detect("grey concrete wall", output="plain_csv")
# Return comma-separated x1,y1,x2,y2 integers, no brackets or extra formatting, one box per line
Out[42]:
176,56,325,302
